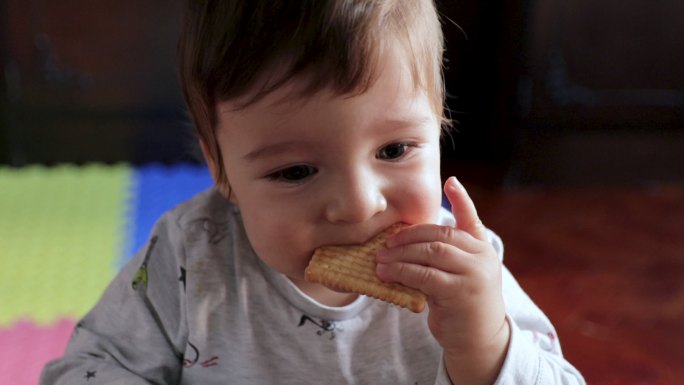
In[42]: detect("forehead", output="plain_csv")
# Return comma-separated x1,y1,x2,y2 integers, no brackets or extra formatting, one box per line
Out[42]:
215,45,437,137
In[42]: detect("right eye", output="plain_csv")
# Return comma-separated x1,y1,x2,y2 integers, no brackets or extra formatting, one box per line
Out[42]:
267,165,318,182
377,143,409,160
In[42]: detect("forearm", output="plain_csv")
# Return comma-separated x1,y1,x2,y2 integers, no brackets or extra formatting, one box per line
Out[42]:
40,307,182,385
41,357,154,385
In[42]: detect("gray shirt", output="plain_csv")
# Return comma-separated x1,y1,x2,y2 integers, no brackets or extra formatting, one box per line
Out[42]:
41,188,584,384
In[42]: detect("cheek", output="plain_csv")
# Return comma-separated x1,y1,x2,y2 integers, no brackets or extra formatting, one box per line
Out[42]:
395,155,443,224
403,182,442,224
237,200,313,277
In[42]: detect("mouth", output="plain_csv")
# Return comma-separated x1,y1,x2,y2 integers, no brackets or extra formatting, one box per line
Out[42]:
316,222,404,249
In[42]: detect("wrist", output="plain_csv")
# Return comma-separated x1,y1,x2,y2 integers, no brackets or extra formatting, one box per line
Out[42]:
443,318,511,385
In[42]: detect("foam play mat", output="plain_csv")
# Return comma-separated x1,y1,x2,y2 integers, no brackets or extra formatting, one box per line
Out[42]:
0,163,213,385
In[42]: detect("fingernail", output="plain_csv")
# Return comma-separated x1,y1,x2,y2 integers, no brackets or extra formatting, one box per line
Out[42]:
445,176,460,192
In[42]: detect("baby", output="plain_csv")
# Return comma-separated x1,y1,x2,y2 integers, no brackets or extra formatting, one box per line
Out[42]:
42,1,585,384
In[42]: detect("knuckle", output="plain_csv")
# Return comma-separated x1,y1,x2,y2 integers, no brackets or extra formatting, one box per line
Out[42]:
426,241,447,257
395,263,435,289
437,225,456,240
394,262,407,277
416,267,435,286
394,262,412,281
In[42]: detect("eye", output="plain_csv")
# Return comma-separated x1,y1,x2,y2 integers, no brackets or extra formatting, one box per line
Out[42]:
377,143,411,160
268,165,318,182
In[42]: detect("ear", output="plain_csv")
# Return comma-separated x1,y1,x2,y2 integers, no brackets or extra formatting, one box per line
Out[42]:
199,138,235,201
199,138,220,182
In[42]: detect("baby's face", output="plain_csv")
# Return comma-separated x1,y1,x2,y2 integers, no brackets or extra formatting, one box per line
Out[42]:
213,46,443,303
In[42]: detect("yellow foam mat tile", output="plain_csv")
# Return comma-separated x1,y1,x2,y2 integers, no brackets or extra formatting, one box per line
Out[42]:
0,164,131,326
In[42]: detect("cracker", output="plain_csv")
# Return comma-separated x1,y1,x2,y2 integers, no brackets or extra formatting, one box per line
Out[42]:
304,223,427,312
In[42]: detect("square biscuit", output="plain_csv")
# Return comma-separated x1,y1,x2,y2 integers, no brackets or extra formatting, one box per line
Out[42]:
305,223,426,312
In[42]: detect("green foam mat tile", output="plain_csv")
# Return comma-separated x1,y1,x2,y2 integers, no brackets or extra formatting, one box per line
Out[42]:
0,164,132,326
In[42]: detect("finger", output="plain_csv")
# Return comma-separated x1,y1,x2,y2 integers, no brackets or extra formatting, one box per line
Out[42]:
444,177,487,241
376,240,475,273
376,262,464,297
385,223,481,254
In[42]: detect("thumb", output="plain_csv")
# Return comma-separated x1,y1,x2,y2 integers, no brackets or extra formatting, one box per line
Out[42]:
444,176,487,241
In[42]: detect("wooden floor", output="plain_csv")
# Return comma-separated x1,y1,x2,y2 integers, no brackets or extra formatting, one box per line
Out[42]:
461,181,684,384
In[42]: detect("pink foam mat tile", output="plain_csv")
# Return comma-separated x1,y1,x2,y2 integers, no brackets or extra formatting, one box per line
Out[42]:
0,318,76,385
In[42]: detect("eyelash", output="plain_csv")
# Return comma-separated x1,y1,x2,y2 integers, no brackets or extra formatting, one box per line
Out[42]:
376,142,418,161
267,165,318,183
265,142,419,183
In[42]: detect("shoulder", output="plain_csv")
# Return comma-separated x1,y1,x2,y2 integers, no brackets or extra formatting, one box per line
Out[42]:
136,187,243,268
169,187,234,226
156,187,238,242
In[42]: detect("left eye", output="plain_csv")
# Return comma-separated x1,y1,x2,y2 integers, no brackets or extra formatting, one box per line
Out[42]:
377,143,410,160
268,165,318,182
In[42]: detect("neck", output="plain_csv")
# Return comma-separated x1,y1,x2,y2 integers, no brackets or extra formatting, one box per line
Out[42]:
290,277,359,307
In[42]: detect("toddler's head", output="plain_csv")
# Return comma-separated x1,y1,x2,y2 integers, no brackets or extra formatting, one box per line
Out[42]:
178,0,446,190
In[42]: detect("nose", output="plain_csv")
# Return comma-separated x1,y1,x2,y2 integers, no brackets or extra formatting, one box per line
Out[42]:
324,169,387,224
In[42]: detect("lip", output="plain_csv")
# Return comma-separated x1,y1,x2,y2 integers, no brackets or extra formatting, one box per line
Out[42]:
317,222,400,249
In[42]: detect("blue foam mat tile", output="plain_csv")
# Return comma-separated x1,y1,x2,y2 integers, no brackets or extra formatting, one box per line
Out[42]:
122,164,213,267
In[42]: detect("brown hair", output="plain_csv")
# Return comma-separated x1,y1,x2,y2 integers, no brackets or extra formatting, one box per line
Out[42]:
178,0,445,188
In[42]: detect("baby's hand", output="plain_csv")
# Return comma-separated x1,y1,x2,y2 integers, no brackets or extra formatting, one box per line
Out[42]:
376,177,510,385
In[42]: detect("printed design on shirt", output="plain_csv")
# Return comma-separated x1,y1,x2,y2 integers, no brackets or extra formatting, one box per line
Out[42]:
298,315,342,340
183,340,220,369
72,321,84,338
132,235,159,291
531,330,557,352
179,266,187,291
128,235,183,361
84,370,96,380
186,217,229,244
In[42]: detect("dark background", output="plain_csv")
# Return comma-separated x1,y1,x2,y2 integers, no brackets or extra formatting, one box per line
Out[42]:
2,3,683,382
1,0,683,187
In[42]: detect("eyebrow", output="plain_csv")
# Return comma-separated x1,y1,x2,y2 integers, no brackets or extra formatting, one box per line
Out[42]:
242,140,311,161
380,116,434,131
242,115,435,161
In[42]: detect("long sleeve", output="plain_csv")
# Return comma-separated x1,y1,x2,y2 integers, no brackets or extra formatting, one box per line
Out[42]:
492,266,585,385
40,214,188,385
